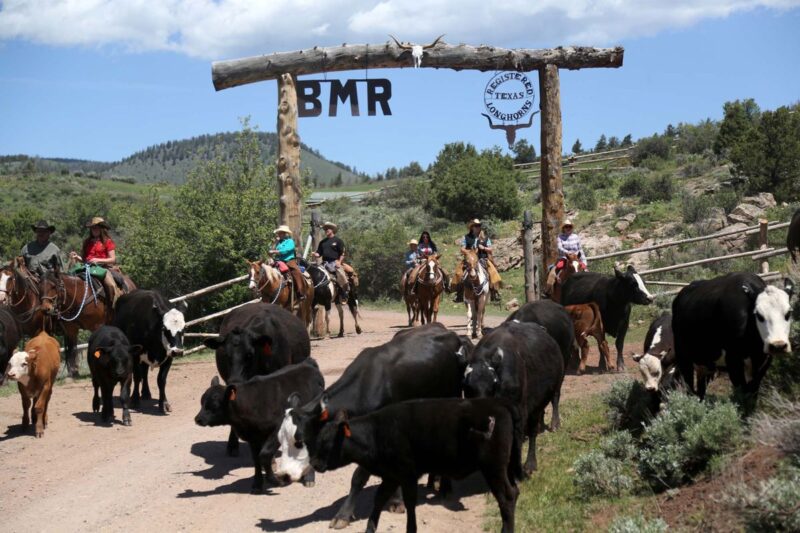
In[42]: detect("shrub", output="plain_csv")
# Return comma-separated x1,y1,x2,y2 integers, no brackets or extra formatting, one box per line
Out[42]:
632,135,671,166
751,392,800,458
607,514,668,533
613,204,635,218
600,431,638,461
604,379,655,436
711,189,741,214
723,465,800,532
619,174,645,198
346,217,409,300
571,184,598,211
640,174,674,203
572,450,635,498
638,392,742,490
681,192,712,224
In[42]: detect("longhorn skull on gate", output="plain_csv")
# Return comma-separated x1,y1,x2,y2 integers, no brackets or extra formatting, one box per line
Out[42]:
481,111,539,148
389,34,445,68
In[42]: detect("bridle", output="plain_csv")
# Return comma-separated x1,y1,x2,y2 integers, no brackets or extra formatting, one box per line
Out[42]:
252,262,287,305
40,266,98,322
463,255,488,296
416,259,443,288
2,267,42,323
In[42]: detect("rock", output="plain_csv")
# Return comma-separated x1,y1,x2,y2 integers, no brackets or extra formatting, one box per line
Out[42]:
505,298,520,311
491,235,528,273
743,192,776,210
626,232,644,243
615,213,637,232
697,207,727,234
728,202,765,225
717,223,750,251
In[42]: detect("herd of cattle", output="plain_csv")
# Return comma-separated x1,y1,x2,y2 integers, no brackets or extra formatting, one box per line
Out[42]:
0,259,796,532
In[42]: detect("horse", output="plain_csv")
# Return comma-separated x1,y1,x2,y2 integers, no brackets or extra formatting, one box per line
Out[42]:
462,250,489,339
400,268,419,326
303,261,362,338
551,252,583,303
247,259,313,328
0,257,49,336
414,254,445,324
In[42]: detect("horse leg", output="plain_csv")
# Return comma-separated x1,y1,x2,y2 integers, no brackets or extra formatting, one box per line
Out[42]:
466,299,475,338
324,303,331,338
432,292,440,323
336,302,345,338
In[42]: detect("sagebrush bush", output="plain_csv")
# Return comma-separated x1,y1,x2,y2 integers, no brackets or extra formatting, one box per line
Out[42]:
604,379,655,436
613,204,635,218
751,391,800,458
572,450,634,498
632,135,671,166
640,174,675,203
607,514,668,533
619,174,646,197
571,184,598,211
680,192,711,224
638,392,742,490
600,431,638,461
723,465,800,532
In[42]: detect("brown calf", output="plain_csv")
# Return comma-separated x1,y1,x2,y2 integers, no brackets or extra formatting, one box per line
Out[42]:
564,303,613,374
4,331,61,437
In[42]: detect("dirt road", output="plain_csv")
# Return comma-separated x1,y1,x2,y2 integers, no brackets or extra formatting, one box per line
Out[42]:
0,310,627,532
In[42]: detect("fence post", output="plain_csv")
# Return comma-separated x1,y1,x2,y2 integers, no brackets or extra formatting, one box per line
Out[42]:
523,210,538,302
759,218,769,274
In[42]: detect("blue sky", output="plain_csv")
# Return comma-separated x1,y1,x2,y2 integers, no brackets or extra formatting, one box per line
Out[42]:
1,1,798,175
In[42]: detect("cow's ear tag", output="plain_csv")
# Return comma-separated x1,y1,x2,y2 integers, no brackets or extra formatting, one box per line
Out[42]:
263,343,272,356
343,423,352,438
228,388,237,401
93,350,101,359
319,408,329,421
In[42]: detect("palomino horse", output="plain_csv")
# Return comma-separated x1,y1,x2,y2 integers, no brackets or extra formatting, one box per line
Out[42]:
38,264,129,378
247,259,313,328
0,257,49,336
304,261,362,338
414,254,445,324
400,269,419,326
551,252,583,303
462,250,489,339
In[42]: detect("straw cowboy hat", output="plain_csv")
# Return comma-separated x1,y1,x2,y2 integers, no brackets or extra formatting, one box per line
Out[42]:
467,219,482,229
407,239,418,246
273,225,293,235
31,219,56,233
562,219,574,229
322,222,338,232
86,216,110,229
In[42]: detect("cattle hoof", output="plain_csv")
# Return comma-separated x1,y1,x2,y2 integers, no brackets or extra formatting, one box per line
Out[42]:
123,418,132,426
387,502,406,514
303,481,315,488
36,431,44,438
355,326,362,334
337,332,344,338
329,518,351,529
524,464,537,476
160,402,172,414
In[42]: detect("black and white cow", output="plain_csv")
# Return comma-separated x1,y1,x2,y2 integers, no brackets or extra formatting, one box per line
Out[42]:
87,326,142,426
202,302,310,456
272,322,467,529
195,358,324,493
505,300,576,370
311,398,522,533
673,273,794,401
462,321,565,474
632,313,676,392
561,265,654,370
113,290,185,414
0,308,21,381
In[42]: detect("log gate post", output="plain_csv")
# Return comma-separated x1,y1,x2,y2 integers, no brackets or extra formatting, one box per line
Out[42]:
277,73,303,248
522,209,538,302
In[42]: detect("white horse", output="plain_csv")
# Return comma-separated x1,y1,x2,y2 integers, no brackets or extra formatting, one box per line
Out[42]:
462,250,489,339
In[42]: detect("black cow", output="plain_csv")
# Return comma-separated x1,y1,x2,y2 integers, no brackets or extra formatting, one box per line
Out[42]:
463,321,565,474
113,290,185,414
506,300,575,370
87,326,142,425
561,265,654,370
203,302,310,455
0,308,21,380
788,208,800,263
313,398,522,533
632,313,676,393
195,358,324,493
273,322,467,529
673,273,794,402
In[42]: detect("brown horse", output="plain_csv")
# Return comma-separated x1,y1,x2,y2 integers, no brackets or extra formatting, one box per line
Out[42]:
462,250,489,339
0,257,49,336
399,269,419,326
247,259,313,328
414,254,445,325
551,252,583,303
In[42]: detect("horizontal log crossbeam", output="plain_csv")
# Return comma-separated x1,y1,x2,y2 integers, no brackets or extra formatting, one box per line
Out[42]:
212,43,624,91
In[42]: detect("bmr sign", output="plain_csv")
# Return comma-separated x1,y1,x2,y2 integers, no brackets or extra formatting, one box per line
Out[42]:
297,79,392,117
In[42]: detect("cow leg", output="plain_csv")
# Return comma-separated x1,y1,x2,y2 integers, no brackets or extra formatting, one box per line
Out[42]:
156,357,172,413
401,481,419,533
92,377,101,413
140,363,152,401
301,468,316,488
598,337,614,372
131,363,142,408
101,382,115,424
349,298,362,334
482,465,518,533
523,409,542,474
120,375,132,426
576,337,588,375
615,316,629,371
33,383,52,437
249,442,266,494
551,387,562,432
677,356,696,396
336,302,345,338
331,466,371,529
225,428,240,456
20,386,31,427
366,479,400,533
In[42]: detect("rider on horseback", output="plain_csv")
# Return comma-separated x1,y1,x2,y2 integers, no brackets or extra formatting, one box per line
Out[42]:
21,220,64,277
270,225,305,302
546,219,588,295
451,219,502,302
313,222,354,301
68,217,123,307
408,231,449,295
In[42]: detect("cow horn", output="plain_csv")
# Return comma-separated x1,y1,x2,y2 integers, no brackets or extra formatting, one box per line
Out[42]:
389,34,412,50
423,34,445,49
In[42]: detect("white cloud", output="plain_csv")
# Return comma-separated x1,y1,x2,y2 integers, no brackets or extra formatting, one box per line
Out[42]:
0,0,797,59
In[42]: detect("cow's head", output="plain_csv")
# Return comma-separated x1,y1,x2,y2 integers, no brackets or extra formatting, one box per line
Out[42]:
194,376,231,427
632,352,663,391
751,280,794,355
5,349,35,385
274,394,329,482
203,327,274,383
614,265,654,305
310,409,351,474
92,342,140,381
462,347,503,398
161,308,185,358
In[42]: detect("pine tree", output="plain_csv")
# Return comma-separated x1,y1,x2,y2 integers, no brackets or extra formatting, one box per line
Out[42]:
572,139,583,154
594,134,608,152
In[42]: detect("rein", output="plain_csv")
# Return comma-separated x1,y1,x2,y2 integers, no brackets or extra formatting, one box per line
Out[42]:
49,266,98,322
3,269,41,323
254,264,287,305
416,263,444,287
465,262,488,296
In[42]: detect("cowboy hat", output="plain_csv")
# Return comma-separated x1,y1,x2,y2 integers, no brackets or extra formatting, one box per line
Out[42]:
562,219,574,229
322,222,338,232
86,216,110,229
467,219,482,229
407,239,418,246
273,225,293,235
31,220,55,233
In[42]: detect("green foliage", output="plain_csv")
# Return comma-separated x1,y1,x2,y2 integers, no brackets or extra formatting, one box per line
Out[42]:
429,144,521,222
600,431,638,461
572,450,634,498
595,134,608,152
640,174,674,203
680,192,711,224
619,173,646,198
676,119,719,155
511,138,536,163
714,98,760,157
607,514,668,533
0,206,45,260
572,138,584,154
346,217,414,300
604,379,655,436
638,392,742,490
724,465,800,533
621,134,633,148
570,184,598,211
632,135,671,166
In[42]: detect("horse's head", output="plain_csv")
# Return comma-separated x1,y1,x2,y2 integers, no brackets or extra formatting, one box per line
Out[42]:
2,257,37,306
37,271,59,315
422,254,441,283
564,252,581,274
246,260,264,290
463,250,479,279
247,259,280,292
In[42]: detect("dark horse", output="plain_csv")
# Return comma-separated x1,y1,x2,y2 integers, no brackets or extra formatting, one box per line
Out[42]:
302,260,362,338
38,263,135,378
0,257,49,336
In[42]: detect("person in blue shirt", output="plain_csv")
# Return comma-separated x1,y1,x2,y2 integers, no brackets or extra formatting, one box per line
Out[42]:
405,239,419,270
270,225,305,301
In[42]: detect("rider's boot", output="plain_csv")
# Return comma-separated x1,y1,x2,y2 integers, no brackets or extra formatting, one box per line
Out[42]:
490,288,501,302
453,285,464,303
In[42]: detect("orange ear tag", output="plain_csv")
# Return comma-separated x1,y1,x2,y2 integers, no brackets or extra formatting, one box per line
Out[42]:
319,408,329,421
263,343,272,356
94,350,101,359
229,388,237,401
343,424,352,438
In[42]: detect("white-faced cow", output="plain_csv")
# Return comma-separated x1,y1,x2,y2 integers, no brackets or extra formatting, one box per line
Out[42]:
202,302,310,456
561,265,654,371
673,273,794,403
272,322,468,529
632,313,676,393
113,290,185,414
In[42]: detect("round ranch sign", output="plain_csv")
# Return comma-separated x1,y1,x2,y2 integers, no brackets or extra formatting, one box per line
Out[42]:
483,72,535,122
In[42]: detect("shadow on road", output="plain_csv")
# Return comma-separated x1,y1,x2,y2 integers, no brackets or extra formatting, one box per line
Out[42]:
184,440,248,480
0,423,32,442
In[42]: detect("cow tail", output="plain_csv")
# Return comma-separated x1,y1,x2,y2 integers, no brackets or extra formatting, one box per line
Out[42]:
507,402,525,482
